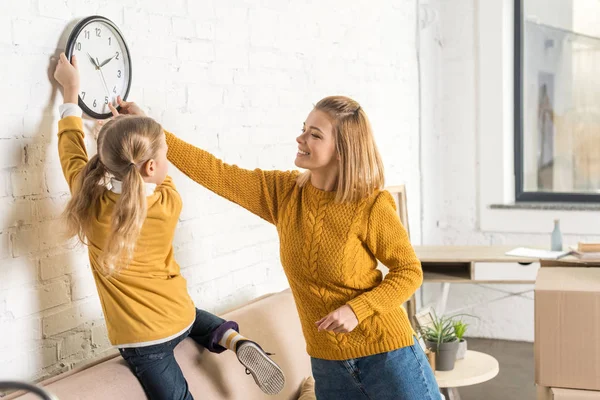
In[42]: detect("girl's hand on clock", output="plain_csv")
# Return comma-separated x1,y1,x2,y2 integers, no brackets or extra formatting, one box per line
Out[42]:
54,53,80,104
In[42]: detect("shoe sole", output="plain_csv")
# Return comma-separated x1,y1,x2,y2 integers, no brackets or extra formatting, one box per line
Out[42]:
237,343,285,395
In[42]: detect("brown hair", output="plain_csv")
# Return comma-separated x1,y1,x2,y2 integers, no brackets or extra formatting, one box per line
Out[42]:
63,116,164,273
297,96,385,202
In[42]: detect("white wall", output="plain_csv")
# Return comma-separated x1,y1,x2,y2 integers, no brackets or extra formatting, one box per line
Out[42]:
419,0,600,342
0,0,420,386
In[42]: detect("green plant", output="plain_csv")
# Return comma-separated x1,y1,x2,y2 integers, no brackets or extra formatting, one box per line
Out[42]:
452,319,468,341
418,311,457,347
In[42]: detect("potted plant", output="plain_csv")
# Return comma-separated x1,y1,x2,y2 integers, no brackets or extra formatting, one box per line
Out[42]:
419,311,459,371
453,319,469,360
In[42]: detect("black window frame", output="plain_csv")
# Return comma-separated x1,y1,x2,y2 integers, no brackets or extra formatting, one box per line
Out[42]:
514,0,600,202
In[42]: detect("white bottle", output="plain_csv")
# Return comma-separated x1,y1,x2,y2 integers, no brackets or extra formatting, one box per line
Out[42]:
551,219,563,251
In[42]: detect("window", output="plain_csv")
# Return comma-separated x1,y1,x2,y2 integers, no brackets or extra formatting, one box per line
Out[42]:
515,0,600,202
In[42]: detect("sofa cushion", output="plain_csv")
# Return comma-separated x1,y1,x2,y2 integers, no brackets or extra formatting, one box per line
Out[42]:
9,290,311,400
297,377,316,400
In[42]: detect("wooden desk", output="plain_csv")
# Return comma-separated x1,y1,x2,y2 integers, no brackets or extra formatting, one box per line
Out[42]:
415,245,537,284
407,246,539,327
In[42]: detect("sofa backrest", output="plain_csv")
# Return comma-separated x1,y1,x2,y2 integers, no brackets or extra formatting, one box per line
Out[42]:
8,290,311,400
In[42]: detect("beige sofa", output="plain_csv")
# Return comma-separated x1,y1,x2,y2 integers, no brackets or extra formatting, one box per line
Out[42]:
6,290,312,400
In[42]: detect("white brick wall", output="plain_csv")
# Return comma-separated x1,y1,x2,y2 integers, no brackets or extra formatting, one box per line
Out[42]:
0,0,420,386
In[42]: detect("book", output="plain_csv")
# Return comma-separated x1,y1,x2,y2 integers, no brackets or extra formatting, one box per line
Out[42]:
569,245,600,260
577,241,600,253
505,247,572,260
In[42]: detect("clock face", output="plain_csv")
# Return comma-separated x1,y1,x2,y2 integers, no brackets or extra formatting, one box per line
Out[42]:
65,16,132,119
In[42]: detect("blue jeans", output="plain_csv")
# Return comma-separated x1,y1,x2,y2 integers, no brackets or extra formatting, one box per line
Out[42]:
311,338,441,400
118,308,238,400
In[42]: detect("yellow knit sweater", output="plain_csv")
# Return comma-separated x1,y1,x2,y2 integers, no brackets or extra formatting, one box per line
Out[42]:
58,117,196,346
165,132,423,360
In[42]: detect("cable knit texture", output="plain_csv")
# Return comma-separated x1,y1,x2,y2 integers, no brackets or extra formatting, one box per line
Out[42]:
57,117,196,346
165,131,423,360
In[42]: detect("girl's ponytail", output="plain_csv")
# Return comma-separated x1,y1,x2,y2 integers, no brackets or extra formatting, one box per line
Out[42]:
102,163,147,272
63,154,107,245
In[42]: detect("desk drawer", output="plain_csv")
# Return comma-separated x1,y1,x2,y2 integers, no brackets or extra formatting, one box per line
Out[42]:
473,261,539,281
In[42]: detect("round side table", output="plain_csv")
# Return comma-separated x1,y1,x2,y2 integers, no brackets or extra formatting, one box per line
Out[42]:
434,350,499,400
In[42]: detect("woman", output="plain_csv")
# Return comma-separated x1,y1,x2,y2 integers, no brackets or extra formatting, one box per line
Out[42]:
114,95,440,399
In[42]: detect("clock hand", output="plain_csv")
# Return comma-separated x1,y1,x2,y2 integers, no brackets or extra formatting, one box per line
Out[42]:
97,68,112,105
86,52,99,69
99,52,118,68
96,55,116,107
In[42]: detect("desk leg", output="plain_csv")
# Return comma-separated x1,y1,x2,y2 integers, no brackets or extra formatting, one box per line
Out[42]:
436,282,451,316
441,387,461,400
406,294,417,329
416,287,423,310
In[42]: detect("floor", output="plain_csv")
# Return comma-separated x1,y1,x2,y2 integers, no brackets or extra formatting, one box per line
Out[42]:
453,338,535,400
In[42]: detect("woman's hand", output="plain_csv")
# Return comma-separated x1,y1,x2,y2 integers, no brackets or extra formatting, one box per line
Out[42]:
316,305,359,334
108,96,146,117
97,97,147,135
54,53,80,104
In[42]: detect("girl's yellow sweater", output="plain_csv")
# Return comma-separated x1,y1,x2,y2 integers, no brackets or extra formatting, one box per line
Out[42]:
165,131,423,360
58,117,195,346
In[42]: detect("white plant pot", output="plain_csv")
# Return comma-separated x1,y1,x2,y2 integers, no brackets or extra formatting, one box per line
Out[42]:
456,339,467,360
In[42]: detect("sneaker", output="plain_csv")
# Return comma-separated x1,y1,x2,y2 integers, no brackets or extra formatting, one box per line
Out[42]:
236,340,285,395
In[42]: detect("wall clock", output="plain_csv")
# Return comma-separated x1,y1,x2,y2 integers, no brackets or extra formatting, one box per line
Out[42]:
65,16,132,119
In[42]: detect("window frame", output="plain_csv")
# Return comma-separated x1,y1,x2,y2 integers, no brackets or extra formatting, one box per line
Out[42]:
513,0,600,202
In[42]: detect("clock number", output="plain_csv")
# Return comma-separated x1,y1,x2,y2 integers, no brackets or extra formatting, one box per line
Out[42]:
113,86,117,94
76,42,81,51
117,70,122,78
108,37,111,46
115,51,119,60
93,99,97,107
95,28,101,37
105,96,109,105
81,92,86,99
84,30,90,39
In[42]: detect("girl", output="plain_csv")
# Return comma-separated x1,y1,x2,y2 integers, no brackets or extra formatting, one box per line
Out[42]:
52,53,284,400
113,95,440,399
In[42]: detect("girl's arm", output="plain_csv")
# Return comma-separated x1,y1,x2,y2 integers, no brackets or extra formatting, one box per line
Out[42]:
58,115,88,193
347,190,424,323
165,131,297,225
54,53,87,193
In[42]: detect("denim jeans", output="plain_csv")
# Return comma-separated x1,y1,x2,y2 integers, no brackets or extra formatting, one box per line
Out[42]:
311,338,441,400
118,308,238,400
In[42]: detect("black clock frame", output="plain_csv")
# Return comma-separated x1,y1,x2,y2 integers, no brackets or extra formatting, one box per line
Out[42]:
65,15,132,120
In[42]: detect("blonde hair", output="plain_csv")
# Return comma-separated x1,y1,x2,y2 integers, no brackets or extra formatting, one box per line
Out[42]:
63,116,164,273
297,96,385,203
